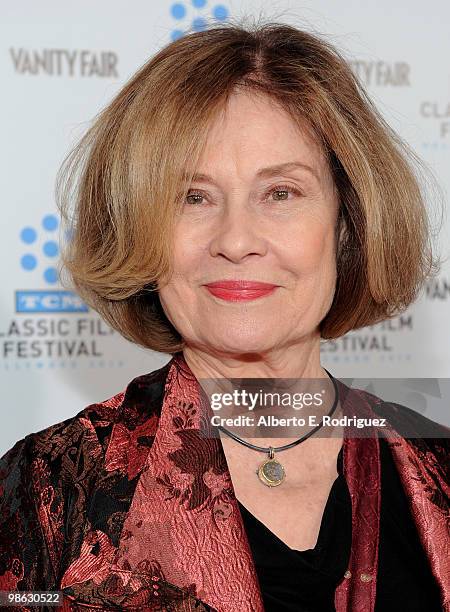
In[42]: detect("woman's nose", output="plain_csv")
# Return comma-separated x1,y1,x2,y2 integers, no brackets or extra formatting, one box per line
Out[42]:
208,202,268,263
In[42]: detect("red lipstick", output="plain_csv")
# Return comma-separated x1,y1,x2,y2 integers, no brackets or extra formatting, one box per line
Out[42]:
203,280,279,302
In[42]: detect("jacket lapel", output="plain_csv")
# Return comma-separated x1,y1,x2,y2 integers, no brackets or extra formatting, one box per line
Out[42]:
108,352,265,611
333,379,381,612
382,434,450,611
60,353,264,611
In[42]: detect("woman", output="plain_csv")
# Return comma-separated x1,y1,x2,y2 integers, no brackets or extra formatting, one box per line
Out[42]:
0,20,449,612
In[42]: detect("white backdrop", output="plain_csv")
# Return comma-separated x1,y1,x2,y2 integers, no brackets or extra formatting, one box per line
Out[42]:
1,0,449,454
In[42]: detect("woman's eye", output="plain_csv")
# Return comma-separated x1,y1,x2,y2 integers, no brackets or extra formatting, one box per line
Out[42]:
185,191,206,206
265,184,302,202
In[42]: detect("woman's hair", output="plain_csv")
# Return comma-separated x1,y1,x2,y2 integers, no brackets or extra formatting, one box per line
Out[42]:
55,18,442,354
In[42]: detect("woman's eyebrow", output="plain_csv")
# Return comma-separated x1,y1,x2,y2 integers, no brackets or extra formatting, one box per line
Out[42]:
256,161,319,181
186,161,319,185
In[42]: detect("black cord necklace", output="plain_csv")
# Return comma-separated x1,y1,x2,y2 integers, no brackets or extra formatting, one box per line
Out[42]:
217,368,339,487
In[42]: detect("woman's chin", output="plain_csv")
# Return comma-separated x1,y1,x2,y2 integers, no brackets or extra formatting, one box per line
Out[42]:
202,336,277,357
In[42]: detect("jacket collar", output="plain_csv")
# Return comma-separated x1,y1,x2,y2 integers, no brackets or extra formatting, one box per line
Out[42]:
59,352,449,611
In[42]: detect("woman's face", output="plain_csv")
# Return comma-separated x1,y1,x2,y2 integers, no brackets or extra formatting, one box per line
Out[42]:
158,90,340,356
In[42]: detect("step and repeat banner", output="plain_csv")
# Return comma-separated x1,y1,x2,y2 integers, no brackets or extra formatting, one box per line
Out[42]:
1,0,449,453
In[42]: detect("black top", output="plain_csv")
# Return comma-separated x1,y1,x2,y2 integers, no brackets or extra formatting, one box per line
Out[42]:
237,437,443,612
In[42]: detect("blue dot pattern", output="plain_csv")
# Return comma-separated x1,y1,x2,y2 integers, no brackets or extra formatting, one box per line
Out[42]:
212,4,228,20
20,227,37,244
42,214,58,231
170,0,229,40
20,213,61,285
43,241,59,257
21,254,37,271
192,16,206,31
44,267,58,284
171,3,186,19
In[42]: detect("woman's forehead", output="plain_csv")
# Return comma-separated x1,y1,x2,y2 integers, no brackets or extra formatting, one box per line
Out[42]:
205,90,319,143
189,92,329,182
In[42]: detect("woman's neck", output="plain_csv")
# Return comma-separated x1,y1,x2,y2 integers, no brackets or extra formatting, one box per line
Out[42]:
181,339,328,381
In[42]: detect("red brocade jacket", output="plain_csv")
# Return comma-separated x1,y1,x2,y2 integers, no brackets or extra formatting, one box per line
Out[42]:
0,352,449,611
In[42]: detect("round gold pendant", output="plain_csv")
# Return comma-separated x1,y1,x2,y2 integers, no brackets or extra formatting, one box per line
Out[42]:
256,451,286,487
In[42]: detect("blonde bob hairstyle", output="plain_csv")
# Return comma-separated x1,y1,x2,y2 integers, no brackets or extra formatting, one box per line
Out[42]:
56,20,441,355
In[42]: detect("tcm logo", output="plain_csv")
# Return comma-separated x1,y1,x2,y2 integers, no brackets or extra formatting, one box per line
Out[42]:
170,0,229,41
16,290,88,313
17,213,88,313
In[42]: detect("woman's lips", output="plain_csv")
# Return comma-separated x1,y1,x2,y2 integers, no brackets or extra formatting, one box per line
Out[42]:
203,281,279,302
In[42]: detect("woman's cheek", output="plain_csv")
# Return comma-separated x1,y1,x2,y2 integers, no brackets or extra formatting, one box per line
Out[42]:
282,228,330,271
